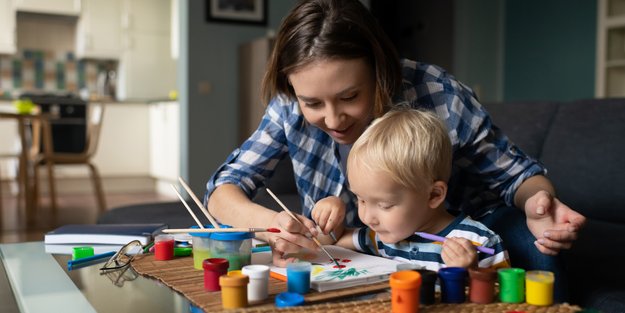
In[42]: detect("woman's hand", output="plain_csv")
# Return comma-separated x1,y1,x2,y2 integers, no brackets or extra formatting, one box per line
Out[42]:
524,190,586,256
311,196,346,237
268,211,319,267
441,237,477,268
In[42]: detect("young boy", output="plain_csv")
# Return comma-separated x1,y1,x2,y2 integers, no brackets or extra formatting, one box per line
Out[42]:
313,108,510,270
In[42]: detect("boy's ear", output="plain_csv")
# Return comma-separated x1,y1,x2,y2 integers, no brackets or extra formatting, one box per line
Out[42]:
428,181,448,209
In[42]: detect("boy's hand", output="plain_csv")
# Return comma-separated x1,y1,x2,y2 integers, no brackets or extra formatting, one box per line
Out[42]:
441,237,478,268
311,196,346,237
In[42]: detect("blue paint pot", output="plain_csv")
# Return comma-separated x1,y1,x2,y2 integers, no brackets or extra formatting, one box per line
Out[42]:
286,261,311,294
438,267,468,303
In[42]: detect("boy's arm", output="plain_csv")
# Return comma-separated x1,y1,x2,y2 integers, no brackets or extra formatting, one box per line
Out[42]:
335,228,357,250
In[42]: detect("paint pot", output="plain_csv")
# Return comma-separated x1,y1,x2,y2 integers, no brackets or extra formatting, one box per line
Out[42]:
242,265,270,302
390,270,422,313
438,267,468,303
220,272,249,309
275,292,305,307
190,224,254,271
72,246,94,260
287,261,312,294
468,267,497,304
525,270,554,306
202,258,229,292
498,268,525,303
417,269,438,305
154,234,175,261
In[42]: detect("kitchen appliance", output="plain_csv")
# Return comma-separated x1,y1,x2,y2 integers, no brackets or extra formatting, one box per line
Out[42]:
19,93,87,153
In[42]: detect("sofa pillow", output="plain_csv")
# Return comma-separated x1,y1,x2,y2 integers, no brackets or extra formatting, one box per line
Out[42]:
540,99,625,223
483,101,559,158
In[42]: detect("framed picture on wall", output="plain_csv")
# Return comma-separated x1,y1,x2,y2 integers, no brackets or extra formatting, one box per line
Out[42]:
206,0,267,26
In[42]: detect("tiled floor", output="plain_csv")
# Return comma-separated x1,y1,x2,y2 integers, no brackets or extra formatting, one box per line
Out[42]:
0,192,175,243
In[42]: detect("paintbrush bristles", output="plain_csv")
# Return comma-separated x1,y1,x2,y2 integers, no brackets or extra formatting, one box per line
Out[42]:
266,188,340,267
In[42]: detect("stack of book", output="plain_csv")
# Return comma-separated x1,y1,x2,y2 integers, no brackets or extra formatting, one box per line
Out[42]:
44,223,168,255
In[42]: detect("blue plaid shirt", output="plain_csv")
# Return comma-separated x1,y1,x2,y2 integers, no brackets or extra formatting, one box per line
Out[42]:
206,60,546,227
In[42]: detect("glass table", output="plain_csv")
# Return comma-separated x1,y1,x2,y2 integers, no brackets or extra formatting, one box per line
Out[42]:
0,242,194,313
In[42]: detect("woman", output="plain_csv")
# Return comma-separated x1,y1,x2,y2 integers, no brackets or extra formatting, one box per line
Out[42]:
205,0,585,301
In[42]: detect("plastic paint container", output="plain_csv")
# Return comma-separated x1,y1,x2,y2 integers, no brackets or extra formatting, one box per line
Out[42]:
390,270,422,313
203,258,229,292
190,225,254,271
468,267,497,304
220,272,249,309
417,269,438,305
242,265,270,302
525,270,554,306
154,234,175,261
287,261,312,294
498,268,526,303
275,292,305,307
396,263,424,271
72,246,94,260
438,267,468,303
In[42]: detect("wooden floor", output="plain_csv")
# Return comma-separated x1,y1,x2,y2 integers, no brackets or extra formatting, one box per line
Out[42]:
0,191,175,244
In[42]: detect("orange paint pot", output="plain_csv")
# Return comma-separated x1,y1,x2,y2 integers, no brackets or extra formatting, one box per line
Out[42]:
390,270,422,313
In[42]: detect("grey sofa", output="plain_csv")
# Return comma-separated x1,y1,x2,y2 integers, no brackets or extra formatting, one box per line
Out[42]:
485,99,625,311
99,98,625,311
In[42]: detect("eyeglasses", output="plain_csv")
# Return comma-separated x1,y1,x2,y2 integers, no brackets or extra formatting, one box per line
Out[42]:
99,240,143,272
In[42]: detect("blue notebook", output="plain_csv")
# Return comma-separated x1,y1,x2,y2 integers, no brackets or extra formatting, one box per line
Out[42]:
44,223,168,246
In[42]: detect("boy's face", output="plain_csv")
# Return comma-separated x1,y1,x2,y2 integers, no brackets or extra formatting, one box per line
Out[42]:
348,162,436,244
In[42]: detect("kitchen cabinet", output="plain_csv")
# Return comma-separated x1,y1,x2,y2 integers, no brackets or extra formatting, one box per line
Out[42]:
149,101,179,196
75,0,122,59
117,0,176,100
0,0,16,55
239,37,273,144
14,0,81,15
597,0,625,97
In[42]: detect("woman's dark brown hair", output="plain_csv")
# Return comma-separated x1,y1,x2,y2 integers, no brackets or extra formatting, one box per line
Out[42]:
261,0,401,118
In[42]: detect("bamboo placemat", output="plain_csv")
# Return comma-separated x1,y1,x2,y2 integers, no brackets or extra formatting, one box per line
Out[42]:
130,254,581,313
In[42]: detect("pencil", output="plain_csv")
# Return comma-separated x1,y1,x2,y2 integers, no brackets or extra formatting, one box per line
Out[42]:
414,231,496,255
67,251,116,271
163,227,281,234
265,188,341,268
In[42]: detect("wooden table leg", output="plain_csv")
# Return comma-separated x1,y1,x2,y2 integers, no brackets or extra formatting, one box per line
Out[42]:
16,118,34,225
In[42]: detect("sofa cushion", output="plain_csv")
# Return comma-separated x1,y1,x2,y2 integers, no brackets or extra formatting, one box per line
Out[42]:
540,99,625,223
484,101,559,158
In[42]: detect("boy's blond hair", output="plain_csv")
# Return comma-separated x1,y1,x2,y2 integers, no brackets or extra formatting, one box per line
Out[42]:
348,108,452,191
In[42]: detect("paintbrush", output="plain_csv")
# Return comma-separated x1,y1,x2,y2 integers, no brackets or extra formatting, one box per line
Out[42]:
163,227,281,234
415,232,496,255
265,188,341,268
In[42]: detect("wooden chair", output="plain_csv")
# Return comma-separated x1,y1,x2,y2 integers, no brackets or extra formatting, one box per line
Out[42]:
30,102,106,213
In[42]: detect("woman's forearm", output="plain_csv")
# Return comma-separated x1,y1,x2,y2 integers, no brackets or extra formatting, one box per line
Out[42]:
513,175,556,210
207,184,278,241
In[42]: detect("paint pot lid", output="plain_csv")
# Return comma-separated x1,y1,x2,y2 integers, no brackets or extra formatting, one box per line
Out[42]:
219,272,249,287
187,225,254,240
241,265,270,279
203,258,229,271
390,271,422,289
275,292,305,307
469,267,497,281
497,268,526,281
438,267,468,280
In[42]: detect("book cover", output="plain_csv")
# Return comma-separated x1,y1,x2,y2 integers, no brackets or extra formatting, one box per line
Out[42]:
252,245,402,292
44,243,125,255
44,223,168,246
